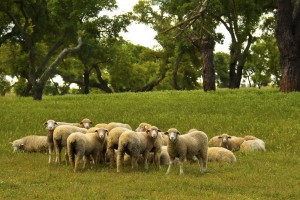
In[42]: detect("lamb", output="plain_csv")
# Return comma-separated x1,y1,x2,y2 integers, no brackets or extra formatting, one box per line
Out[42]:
11,135,48,153
116,126,163,172
240,138,266,153
52,125,87,164
164,128,208,175
207,147,237,164
217,134,245,151
106,127,132,167
67,128,108,172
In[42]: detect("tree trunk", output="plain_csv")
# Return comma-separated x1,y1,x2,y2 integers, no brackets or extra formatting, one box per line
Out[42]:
173,52,183,90
93,64,113,93
83,67,90,94
198,35,216,91
33,83,44,100
276,0,300,92
22,81,32,97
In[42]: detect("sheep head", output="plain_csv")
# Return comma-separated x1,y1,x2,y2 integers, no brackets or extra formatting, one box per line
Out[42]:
218,134,232,145
165,128,181,142
44,120,58,131
146,126,161,139
95,128,108,141
136,122,151,132
80,118,93,129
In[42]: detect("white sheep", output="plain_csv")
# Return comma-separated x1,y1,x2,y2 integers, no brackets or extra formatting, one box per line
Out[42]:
164,128,208,175
208,136,220,147
52,125,87,164
67,128,108,172
207,147,237,164
240,139,266,153
215,134,245,151
106,127,132,167
116,126,163,172
44,119,60,164
11,135,48,153
95,123,108,129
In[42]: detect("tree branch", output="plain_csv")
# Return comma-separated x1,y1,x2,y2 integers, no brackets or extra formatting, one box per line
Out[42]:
38,37,83,85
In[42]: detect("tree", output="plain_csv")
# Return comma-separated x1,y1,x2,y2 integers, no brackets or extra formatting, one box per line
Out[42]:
0,0,125,100
275,0,300,92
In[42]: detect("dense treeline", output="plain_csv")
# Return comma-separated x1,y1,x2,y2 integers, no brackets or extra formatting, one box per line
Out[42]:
0,0,299,99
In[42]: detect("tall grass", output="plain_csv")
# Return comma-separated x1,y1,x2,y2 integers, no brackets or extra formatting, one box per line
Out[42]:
0,88,299,199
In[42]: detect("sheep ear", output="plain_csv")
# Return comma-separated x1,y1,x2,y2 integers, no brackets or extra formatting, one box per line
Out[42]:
177,131,181,135
228,136,232,139
80,122,83,125
44,121,48,125
157,129,161,132
164,131,169,135
90,121,93,124
218,136,222,139
146,129,151,133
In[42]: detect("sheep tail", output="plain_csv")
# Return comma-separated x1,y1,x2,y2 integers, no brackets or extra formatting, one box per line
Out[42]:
68,140,77,165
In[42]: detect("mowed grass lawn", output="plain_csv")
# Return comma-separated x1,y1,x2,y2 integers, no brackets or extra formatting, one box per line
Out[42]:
0,89,299,199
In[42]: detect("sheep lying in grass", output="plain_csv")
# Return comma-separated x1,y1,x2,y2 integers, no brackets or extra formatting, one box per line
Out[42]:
207,147,237,164
116,126,163,172
215,134,245,151
240,138,266,153
106,127,132,167
164,128,208,175
53,125,87,164
67,128,108,172
11,135,48,153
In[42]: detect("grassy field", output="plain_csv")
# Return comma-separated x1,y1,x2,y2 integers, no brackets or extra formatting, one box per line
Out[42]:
0,89,299,199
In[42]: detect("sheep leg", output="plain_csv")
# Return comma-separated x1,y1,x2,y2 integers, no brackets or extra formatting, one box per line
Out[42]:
65,151,69,166
92,152,98,169
197,152,207,173
108,147,115,168
75,153,83,172
54,142,62,164
116,152,124,173
166,160,174,175
143,151,149,171
179,161,184,175
131,155,139,170
154,151,161,169
48,144,54,164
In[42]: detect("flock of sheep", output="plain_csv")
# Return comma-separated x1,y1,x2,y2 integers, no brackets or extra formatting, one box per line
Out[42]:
11,118,266,174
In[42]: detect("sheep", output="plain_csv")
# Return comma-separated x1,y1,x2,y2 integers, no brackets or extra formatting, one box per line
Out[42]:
106,127,132,167
67,128,108,172
53,118,93,129
208,136,221,147
164,128,208,175
240,138,266,153
52,125,87,164
207,147,237,164
135,122,152,132
116,126,163,172
44,119,59,164
106,122,132,131
217,134,245,151
11,135,48,153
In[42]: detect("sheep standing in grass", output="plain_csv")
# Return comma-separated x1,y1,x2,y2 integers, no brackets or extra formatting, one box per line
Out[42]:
45,120,59,163
11,135,48,153
165,128,208,175
207,147,237,164
240,138,266,153
67,128,108,172
116,126,163,172
53,125,87,164
106,127,131,167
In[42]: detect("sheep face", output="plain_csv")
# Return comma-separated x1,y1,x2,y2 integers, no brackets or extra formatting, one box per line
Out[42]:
218,134,231,145
165,128,180,142
11,140,25,152
96,128,108,140
80,118,93,129
146,127,160,139
45,120,57,131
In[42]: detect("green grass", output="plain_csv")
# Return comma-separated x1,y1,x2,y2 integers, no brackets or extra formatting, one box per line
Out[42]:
1,88,299,199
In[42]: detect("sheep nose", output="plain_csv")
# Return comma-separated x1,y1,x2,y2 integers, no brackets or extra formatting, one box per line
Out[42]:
151,131,157,138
